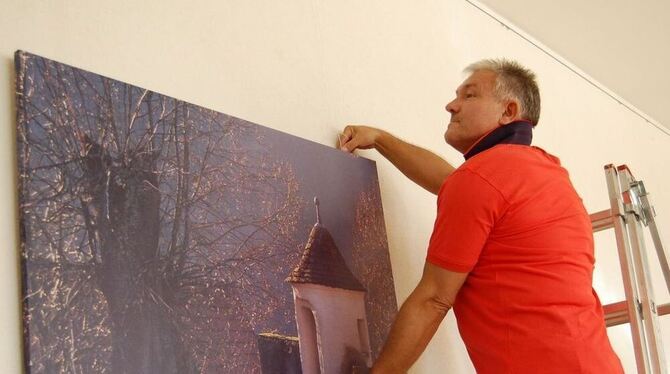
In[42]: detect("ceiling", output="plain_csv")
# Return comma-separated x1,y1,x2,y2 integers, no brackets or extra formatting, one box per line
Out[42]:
473,0,670,135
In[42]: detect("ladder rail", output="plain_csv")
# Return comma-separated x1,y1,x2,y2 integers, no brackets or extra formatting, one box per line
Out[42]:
626,209,666,372
620,167,667,373
597,164,669,374
605,165,651,373
639,190,670,294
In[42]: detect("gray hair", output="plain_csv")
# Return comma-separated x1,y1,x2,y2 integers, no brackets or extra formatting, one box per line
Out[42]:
465,59,541,126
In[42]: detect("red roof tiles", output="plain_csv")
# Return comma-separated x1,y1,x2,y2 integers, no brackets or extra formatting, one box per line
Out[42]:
286,223,366,292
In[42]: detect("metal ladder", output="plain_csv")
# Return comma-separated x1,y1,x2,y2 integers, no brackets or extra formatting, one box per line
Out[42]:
590,164,670,373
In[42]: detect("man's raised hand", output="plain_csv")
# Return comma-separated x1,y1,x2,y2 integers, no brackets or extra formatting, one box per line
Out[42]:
339,125,386,153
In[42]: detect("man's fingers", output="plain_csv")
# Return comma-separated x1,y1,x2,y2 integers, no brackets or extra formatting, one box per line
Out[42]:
338,133,350,151
340,124,378,152
339,126,357,151
341,126,355,142
342,137,362,152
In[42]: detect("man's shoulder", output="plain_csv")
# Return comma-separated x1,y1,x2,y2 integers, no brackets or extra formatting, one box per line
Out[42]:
463,145,559,169
455,144,565,187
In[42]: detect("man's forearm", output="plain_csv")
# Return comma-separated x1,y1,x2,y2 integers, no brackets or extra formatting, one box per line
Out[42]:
371,289,450,373
375,132,454,195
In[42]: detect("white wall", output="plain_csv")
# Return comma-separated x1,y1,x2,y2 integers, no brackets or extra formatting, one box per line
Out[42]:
1,1,668,373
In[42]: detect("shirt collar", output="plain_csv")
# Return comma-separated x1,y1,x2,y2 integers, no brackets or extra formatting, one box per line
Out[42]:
463,120,534,160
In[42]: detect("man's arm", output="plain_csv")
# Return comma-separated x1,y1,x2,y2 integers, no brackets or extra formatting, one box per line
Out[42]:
340,125,455,195
371,262,468,373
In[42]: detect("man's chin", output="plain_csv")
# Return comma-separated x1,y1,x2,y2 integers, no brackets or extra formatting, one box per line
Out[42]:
444,135,460,152
445,128,457,143
445,135,469,154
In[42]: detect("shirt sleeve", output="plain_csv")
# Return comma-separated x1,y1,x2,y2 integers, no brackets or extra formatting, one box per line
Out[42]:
426,168,509,272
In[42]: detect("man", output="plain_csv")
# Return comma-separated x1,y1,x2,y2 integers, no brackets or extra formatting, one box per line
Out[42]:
340,59,623,373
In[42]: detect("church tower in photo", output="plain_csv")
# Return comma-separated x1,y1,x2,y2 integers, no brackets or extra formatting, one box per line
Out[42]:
286,198,372,374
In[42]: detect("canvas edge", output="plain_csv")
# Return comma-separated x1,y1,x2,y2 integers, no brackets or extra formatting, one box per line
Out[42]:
14,49,32,374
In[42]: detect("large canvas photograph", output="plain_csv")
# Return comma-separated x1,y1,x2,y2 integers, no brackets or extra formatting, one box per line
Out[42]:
15,51,397,373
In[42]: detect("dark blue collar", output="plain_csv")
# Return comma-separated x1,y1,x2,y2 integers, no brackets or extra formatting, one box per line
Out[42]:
463,120,534,160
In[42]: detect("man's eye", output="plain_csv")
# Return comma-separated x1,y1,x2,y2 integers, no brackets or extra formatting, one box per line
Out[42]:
466,93,475,98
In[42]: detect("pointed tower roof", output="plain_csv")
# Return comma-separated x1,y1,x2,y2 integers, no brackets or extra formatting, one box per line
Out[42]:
286,198,366,292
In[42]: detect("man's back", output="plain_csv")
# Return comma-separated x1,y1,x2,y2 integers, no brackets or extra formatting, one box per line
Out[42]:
427,144,623,373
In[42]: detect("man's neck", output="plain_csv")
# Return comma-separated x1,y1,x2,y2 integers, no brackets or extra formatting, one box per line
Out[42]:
463,120,534,160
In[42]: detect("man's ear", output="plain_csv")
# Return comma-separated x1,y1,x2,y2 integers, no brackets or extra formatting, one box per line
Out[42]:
499,100,519,125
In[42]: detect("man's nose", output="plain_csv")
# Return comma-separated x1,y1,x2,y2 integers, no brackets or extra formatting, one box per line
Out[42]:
445,99,458,114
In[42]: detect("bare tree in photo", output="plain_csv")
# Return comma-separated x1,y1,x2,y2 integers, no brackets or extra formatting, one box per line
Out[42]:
350,184,398,360
16,52,303,373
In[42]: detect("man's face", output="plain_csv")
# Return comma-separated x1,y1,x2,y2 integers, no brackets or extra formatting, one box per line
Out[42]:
444,70,506,153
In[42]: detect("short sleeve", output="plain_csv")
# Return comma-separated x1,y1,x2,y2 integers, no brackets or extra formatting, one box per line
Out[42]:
426,168,508,272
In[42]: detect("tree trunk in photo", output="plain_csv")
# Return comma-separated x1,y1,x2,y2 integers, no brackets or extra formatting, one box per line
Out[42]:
82,139,189,373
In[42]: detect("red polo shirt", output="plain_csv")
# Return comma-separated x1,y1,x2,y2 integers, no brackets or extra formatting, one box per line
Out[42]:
427,144,623,373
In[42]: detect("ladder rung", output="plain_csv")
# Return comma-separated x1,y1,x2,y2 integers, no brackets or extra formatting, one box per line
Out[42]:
603,300,670,327
590,209,614,232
